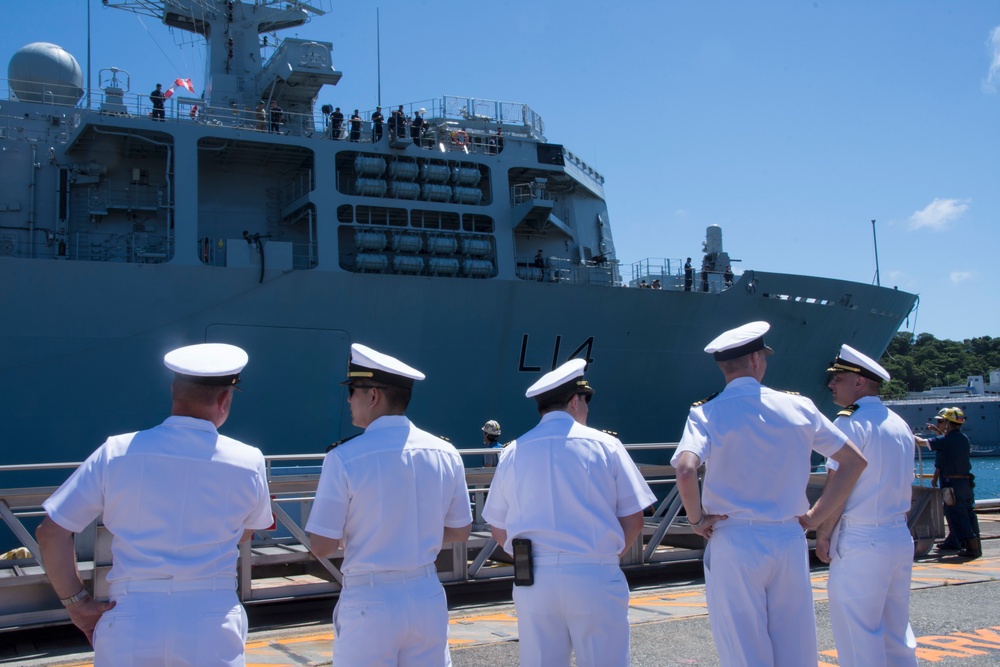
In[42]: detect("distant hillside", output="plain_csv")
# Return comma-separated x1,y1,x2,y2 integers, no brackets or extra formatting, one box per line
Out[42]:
878,333,1000,400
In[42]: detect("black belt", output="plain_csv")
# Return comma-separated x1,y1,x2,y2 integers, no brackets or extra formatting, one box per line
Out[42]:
944,475,971,479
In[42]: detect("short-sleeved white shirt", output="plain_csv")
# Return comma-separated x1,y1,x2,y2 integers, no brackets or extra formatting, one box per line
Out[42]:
305,415,472,574
671,376,847,521
827,396,913,521
43,416,272,584
482,411,656,556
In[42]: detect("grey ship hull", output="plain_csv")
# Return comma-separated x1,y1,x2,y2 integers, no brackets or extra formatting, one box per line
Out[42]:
0,257,916,465
0,1,917,468
887,396,1000,456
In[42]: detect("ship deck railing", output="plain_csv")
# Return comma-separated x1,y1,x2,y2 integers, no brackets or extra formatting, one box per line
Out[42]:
630,258,737,293
1,80,546,153
0,443,947,631
514,254,618,286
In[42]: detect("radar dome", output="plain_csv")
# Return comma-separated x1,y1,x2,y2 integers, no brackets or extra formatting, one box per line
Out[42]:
8,42,84,106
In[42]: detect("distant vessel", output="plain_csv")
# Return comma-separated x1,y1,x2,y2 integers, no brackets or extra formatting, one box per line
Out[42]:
888,371,1000,457
0,0,917,471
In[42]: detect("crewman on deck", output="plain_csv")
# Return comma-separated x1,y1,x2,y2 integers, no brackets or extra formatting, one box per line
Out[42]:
818,344,918,667
483,359,656,667
305,344,472,667
671,321,867,667
36,343,272,665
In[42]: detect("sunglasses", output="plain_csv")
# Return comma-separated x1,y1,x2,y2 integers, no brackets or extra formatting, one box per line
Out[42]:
348,384,387,396
577,392,592,404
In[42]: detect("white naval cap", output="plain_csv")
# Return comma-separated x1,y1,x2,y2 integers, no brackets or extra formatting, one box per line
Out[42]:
704,321,774,361
341,343,426,389
827,343,890,383
164,343,248,386
525,358,594,400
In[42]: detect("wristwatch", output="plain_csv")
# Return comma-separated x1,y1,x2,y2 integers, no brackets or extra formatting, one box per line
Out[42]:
60,588,91,607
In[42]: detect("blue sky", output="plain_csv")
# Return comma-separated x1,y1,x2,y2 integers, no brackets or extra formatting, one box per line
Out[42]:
3,1,998,342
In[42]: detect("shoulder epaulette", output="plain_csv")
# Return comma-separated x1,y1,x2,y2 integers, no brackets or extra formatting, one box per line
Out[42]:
692,391,719,407
326,433,361,453
780,390,801,396
836,403,859,418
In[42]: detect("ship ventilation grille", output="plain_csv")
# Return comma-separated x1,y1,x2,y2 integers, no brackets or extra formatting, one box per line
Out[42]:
0,234,17,256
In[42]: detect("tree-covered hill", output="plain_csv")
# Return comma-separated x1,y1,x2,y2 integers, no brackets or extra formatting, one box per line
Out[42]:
878,333,1000,399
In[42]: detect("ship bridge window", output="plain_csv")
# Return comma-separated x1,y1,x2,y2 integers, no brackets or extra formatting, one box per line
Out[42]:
338,205,354,223
463,214,494,233
357,205,407,227
411,210,460,230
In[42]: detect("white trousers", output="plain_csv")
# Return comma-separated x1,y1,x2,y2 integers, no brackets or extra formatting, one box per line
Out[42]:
704,520,817,667
333,566,451,667
511,558,630,667
828,521,918,667
94,589,247,666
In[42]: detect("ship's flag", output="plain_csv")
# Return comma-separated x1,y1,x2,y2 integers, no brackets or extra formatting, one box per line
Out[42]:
160,78,196,101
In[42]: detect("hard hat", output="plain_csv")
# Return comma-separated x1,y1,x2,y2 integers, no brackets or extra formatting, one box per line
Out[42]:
482,420,501,436
936,407,965,425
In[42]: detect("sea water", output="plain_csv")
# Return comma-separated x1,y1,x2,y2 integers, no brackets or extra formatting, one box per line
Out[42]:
915,455,1000,501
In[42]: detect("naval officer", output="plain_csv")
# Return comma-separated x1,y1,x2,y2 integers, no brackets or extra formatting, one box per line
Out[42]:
819,344,918,667
671,321,867,667
36,343,272,665
482,359,656,667
305,344,472,666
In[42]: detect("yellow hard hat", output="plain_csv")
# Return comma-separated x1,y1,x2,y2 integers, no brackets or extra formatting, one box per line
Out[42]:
935,407,965,425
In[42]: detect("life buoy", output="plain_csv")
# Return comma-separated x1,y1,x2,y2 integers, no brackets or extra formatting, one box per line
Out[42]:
451,130,468,147
190,105,199,120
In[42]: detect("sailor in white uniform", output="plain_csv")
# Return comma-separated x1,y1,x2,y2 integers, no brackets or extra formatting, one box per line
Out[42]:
482,359,656,667
305,344,472,667
36,343,273,666
671,322,867,667
819,344,918,667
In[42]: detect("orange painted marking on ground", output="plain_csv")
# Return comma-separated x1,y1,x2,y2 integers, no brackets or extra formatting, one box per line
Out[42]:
632,599,709,609
449,612,517,624
263,632,334,645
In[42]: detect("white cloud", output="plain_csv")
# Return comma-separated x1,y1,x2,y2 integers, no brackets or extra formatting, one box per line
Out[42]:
984,25,1000,93
950,271,973,285
908,198,970,231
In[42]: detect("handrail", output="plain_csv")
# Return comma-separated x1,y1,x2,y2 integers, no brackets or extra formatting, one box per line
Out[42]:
0,442,949,632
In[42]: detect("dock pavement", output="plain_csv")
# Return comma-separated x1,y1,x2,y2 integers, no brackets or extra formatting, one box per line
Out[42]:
6,514,1000,667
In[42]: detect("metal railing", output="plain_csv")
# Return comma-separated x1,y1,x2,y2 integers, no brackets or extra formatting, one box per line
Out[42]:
0,443,695,630
0,442,949,631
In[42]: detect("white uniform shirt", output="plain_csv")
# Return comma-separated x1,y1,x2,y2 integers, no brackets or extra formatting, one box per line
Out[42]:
672,376,847,521
305,415,472,574
43,416,272,584
482,411,656,556
827,395,913,521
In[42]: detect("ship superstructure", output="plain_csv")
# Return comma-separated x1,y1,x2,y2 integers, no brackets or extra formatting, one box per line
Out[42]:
0,0,917,468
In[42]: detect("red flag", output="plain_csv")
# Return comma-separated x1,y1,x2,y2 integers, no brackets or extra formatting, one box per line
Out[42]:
175,78,195,93
163,87,175,99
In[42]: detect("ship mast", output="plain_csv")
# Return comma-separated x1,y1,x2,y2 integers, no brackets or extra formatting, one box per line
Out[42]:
103,1,327,109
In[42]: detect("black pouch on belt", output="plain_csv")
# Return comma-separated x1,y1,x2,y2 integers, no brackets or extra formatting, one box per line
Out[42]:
512,538,534,586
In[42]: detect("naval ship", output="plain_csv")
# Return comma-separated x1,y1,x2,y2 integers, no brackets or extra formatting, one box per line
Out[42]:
0,0,918,469
888,371,1000,456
